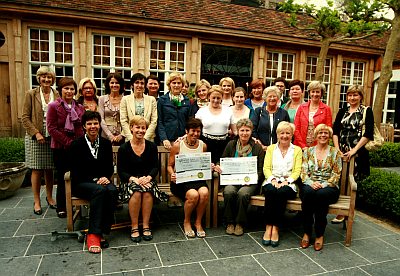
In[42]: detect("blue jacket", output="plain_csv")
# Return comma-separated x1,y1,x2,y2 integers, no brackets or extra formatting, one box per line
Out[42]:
250,107,290,147
157,92,190,142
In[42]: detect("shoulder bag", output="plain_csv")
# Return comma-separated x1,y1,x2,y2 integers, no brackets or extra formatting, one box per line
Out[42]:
362,106,384,151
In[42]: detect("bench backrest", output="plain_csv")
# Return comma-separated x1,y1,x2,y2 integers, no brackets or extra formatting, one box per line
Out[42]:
340,156,356,196
157,146,170,184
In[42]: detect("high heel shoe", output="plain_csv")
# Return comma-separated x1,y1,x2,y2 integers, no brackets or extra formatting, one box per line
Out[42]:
271,240,280,247
46,197,57,209
33,203,42,215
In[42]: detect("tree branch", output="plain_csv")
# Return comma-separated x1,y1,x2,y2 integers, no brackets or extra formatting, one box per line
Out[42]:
333,32,377,42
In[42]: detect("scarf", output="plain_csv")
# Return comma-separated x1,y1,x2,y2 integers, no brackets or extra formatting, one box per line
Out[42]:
236,139,252,157
170,93,184,107
60,98,79,133
197,99,208,108
85,134,100,159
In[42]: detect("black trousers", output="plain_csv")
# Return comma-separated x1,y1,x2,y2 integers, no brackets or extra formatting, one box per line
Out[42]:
263,184,296,226
201,136,229,164
72,182,118,235
300,185,339,238
53,148,69,211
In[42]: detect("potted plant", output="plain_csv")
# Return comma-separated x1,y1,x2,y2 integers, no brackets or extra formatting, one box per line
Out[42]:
0,137,27,199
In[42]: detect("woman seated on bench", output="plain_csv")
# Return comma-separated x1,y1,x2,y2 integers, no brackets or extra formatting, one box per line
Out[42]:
69,111,118,254
262,121,302,247
214,118,265,236
117,115,168,243
300,124,342,251
168,118,210,238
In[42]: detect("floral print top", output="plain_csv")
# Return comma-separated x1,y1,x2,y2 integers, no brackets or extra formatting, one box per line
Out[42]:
301,145,342,189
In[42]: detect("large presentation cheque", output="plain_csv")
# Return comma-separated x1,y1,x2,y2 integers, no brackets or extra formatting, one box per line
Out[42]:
220,156,258,185
175,152,212,184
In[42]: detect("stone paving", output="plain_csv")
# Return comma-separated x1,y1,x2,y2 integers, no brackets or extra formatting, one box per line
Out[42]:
1,187,400,275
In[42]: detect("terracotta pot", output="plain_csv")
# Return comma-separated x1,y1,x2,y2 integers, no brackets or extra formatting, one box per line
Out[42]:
0,162,28,200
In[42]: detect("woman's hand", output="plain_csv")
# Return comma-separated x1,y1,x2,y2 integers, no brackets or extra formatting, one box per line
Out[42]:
112,134,123,143
137,176,152,188
343,148,357,160
214,165,222,174
163,140,172,150
311,181,323,190
97,177,110,186
211,163,216,171
35,132,45,144
170,172,177,182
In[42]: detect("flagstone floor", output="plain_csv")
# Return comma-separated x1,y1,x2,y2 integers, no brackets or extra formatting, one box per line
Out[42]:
1,187,400,276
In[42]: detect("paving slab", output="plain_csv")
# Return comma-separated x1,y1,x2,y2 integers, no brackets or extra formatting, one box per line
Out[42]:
349,237,400,263
143,263,206,276
37,251,100,275
0,236,32,258
0,220,22,237
0,256,41,276
205,234,265,258
102,244,161,273
0,207,44,221
16,217,66,235
202,255,267,275
360,259,400,276
322,267,369,275
26,233,84,256
157,239,216,266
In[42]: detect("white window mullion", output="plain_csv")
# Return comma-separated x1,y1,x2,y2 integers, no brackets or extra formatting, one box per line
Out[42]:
49,31,55,64
110,36,116,68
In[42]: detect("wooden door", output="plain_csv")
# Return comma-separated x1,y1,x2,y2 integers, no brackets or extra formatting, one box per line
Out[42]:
0,62,11,136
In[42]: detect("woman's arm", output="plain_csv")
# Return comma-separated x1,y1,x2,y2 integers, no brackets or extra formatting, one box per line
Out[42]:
293,106,306,149
47,103,74,146
117,144,132,183
289,146,302,183
263,146,274,183
98,96,114,141
300,148,313,186
145,96,158,141
21,91,40,137
119,96,132,141
167,143,179,182
325,148,343,188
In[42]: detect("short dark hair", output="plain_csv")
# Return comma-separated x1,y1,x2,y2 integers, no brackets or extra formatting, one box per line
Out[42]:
57,77,77,92
130,73,146,86
185,118,203,131
82,111,101,126
104,73,125,95
273,77,287,87
146,74,160,84
288,79,305,91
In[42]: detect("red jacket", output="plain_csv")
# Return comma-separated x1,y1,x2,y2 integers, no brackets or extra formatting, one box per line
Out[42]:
294,101,332,149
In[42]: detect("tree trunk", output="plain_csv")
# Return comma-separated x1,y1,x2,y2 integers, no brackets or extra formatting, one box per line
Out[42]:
373,13,400,127
315,38,331,82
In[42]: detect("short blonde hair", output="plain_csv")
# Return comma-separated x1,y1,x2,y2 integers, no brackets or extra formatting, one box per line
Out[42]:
347,85,364,101
36,66,56,85
166,72,185,90
129,115,149,128
314,124,333,138
219,77,235,91
78,78,97,94
194,79,211,98
262,86,280,101
207,85,223,98
276,121,295,135
232,87,246,98
307,81,326,96
236,118,253,130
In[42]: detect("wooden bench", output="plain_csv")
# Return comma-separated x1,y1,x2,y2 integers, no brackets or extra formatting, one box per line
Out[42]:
380,123,394,142
212,156,357,246
65,145,211,232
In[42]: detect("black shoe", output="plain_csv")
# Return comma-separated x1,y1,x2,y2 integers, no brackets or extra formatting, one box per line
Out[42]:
271,240,280,247
262,239,271,246
33,203,42,215
130,228,141,243
46,197,57,209
142,228,153,241
57,210,67,218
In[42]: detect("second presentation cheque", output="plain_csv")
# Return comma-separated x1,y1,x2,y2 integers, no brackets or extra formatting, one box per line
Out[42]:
175,152,212,184
220,156,258,185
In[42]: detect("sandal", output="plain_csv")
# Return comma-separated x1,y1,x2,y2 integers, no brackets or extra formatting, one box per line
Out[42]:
87,234,101,254
130,228,141,243
184,230,196,238
196,230,206,238
142,228,153,241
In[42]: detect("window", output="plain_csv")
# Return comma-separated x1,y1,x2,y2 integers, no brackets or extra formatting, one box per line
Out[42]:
266,52,295,87
149,40,186,94
382,81,399,125
305,56,332,103
29,29,74,88
200,44,253,88
92,34,133,95
340,61,365,108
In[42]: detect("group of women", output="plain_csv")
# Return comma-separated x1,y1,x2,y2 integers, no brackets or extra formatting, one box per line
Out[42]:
22,66,374,253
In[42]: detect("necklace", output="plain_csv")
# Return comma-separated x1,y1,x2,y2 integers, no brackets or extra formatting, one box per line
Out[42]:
185,137,196,147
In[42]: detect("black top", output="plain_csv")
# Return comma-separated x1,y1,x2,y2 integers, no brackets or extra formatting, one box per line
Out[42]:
69,135,113,186
117,140,159,183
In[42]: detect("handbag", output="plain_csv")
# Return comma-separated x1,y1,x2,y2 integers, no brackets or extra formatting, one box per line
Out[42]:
362,106,384,151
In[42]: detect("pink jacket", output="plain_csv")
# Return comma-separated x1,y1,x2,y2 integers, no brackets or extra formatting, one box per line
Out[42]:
294,101,332,149
47,98,85,149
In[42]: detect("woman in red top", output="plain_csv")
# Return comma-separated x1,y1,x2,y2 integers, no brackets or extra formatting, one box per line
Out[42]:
294,81,332,149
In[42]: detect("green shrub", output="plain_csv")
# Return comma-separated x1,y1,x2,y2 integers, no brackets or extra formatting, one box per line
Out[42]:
0,137,25,162
358,168,400,220
369,142,400,167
